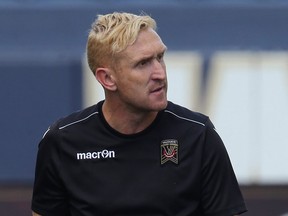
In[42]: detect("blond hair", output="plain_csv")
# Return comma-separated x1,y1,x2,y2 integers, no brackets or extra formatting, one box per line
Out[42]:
86,12,157,73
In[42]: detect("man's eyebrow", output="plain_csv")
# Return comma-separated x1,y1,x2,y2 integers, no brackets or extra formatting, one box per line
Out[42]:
137,55,153,62
135,47,167,62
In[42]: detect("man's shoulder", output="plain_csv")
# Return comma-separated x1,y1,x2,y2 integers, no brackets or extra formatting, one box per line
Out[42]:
50,102,102,132
38,103,103,150
164,101,210,127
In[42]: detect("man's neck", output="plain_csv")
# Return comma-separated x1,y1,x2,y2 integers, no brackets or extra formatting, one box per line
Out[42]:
102,100,158,135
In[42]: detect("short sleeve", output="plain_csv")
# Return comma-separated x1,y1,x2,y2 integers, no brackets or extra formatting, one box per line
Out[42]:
32,126,70,216
200,120,247,216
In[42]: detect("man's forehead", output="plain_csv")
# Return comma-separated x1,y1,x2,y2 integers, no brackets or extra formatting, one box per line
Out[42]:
116,28,166,63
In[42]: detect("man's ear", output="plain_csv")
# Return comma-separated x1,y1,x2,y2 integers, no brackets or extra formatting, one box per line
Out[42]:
94,68,117,91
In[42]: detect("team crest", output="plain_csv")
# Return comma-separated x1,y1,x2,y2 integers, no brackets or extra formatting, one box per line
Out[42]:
161,139,179,165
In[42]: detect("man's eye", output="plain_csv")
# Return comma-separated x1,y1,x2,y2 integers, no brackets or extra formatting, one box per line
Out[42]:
140,59,149,66
140,61,146,66
157,53,164,61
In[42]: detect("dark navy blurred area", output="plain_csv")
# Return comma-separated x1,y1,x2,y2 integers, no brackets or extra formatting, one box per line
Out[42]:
1,1,288,215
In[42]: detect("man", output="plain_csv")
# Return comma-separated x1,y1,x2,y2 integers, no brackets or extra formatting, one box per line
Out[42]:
32,12,247,216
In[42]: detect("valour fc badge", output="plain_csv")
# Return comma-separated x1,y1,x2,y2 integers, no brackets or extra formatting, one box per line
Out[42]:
161,139,179,165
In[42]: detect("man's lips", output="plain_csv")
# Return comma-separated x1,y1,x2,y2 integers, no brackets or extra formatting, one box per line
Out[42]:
151,85,165,93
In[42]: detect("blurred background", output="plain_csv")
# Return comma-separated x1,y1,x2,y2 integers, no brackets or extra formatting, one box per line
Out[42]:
1,0,288,215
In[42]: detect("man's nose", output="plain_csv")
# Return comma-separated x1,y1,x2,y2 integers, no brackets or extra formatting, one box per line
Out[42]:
151,59,166,79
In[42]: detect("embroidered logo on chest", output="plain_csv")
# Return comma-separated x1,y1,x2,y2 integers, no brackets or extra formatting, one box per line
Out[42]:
161,139,179,165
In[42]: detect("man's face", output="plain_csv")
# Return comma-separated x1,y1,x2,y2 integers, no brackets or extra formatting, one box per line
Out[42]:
112,28,168,112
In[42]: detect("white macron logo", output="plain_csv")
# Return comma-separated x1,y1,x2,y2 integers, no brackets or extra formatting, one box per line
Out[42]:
77,149,115,160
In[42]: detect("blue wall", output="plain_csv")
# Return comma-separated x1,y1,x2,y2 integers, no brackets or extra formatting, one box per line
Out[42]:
1,2,288,183
0,56,82,182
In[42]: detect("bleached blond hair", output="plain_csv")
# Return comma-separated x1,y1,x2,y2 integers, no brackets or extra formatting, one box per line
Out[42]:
86,12,157,73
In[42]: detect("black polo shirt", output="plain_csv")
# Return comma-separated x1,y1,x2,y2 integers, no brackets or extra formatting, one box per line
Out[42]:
32,101,247,216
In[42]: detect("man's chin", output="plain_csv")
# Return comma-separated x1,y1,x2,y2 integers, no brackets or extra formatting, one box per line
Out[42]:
153,100,168,111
